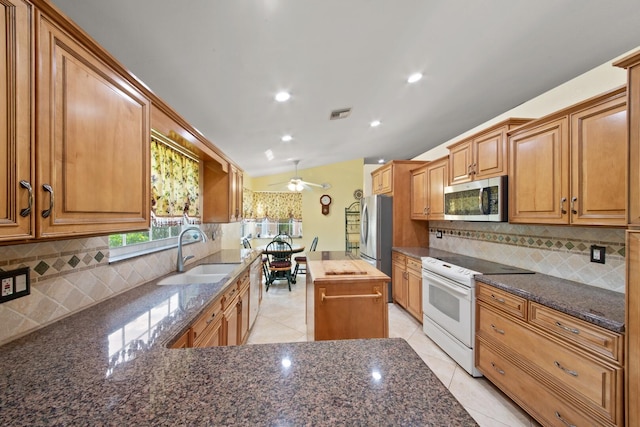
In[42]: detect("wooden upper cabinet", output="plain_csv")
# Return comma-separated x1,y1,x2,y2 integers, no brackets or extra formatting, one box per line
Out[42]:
202,161,244,223
372,163,393,195
570,94,627,226
0,0,34,242
410,156,448,220
509,118,570,224
35,13,150,238
410,166,428,219
448,118,531,185
509,87,627,226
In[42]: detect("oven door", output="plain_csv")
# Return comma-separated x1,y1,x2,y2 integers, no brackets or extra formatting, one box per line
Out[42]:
422,269,473,347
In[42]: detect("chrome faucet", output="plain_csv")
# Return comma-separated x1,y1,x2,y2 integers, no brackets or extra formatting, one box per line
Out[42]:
176,226,208,272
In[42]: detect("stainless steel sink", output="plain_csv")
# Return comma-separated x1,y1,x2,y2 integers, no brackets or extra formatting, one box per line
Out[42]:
157,263,240,285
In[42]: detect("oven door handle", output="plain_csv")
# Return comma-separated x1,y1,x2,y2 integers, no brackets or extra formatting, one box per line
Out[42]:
422,271,470,297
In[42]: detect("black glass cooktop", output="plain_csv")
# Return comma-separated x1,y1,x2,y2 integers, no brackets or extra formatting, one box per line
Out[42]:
432,255,534,275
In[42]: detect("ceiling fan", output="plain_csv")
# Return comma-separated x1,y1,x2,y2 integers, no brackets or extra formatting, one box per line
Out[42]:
269,160,331,192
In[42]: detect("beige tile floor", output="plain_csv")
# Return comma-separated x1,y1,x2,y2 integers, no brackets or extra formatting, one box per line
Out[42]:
247,275,541,427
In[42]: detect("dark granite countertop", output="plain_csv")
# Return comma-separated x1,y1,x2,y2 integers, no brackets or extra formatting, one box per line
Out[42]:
0,248,477,426
394,247,625,333
476,274,625,333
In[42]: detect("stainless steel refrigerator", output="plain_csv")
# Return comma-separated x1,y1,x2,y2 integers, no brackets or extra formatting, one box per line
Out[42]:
359,195,393,301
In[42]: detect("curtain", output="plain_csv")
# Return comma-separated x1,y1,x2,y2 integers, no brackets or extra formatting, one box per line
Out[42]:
150,136,200,226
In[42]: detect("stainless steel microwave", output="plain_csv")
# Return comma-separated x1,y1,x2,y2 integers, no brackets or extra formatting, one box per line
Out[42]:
443,176,507,221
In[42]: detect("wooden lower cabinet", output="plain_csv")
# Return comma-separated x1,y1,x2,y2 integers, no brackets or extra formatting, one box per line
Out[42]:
238,275,251,344
392,251,422,322
476,283,624,427
174,265,254,349
192,298,223,348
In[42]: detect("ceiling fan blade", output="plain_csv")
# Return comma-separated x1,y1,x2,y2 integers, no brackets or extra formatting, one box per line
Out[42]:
268,181,289,186
301,180,332,189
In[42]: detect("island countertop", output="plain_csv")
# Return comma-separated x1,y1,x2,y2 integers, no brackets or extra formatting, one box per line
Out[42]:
0,249,477,426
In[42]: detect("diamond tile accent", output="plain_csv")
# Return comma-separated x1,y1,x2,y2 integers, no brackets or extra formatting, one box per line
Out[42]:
52,259,66,272
34,261,50,276
95,252,105,262
565,242,574,250
68,256,80,268
82,254,93,265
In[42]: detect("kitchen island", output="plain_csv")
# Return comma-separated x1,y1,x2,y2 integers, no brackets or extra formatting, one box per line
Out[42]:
0,249,477,426
306,257,390,341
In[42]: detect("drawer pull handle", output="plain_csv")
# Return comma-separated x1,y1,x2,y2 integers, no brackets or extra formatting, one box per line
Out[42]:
554,361,578,377
560,197,567,214
554,411,576,427
20,180,33,217
490,294,505,303
42,184,54,218
490,362,505,375
206,313,217,325
555,321,579,334
321,288,382,302
490,324,505,334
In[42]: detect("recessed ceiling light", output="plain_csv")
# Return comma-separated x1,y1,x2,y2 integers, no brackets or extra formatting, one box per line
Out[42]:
407,72,423,83
378,158,385,164
265,149,274,161
275,91,291,102
370,120,381,127
281,134,292,142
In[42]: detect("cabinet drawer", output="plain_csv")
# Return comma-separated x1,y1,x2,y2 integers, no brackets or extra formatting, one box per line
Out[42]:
529,302,623,363
477,340,615,427
477,304,621,423
476,283,527,319
192,299,222,344
392,252,406,264
406,257,422,272
222,283,239,309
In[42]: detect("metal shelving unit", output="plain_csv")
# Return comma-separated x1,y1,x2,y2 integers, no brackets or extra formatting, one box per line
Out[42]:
345,201,360,254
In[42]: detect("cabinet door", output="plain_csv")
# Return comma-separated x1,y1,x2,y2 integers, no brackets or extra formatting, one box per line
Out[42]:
426,158,448,220
239,284,250,344
392,256,407,307
570,96,627,226
474,128,507,179
509,118,569,224
229,165,243,222
0,0,34,242
372,164,392,195
448,140,473,185
36,15,150,238
171,331,191,349
410,166,428,219
406,262,422,321
627,231,640,426
223,298,240,346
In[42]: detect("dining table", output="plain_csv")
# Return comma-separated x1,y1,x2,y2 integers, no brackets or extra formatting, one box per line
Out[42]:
258,243,305,285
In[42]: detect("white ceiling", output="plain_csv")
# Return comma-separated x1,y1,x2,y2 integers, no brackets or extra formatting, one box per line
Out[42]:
50,0,640,178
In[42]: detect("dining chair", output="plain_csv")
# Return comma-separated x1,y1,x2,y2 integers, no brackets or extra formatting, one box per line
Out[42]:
292,236,318,281
265,240,294,291
273,233,293,245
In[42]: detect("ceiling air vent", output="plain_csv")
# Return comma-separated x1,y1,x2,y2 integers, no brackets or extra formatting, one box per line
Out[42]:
329,108,352,120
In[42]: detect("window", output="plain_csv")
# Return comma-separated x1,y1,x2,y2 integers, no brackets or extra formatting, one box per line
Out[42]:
109,130,201,262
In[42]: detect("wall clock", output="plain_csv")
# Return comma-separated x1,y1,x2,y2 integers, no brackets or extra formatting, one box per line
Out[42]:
353,189,363,200
320,194,332,215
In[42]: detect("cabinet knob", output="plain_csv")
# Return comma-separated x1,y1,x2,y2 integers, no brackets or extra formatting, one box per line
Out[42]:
570,197,578,215
560,197,567,215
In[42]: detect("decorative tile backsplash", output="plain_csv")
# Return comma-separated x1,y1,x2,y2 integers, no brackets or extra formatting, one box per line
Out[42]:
0,224,224,346
428,221,625,293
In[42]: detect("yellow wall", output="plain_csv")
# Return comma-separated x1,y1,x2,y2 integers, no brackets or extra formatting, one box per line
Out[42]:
250,158,364,251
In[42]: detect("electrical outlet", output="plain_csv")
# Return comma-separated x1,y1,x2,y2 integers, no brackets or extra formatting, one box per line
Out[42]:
0,267,30,303
436,230,443,239
590,245,606,264
2,278,13,296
